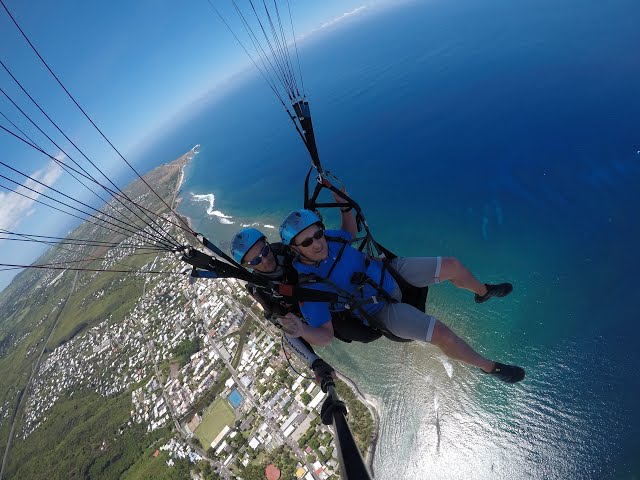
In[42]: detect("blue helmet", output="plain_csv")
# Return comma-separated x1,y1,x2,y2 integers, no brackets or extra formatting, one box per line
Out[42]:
230,228,265,263
279,209,322,245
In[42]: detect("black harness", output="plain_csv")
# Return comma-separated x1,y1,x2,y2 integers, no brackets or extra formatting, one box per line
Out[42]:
296,235,428,343
182,235,428,344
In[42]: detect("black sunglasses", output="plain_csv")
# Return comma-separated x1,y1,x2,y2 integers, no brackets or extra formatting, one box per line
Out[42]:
244,244,270,266
294,229,324,247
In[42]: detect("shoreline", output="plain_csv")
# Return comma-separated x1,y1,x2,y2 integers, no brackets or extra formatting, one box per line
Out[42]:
167,145,381,472
336,370,380,473
173,144,199,205
170,146,199,229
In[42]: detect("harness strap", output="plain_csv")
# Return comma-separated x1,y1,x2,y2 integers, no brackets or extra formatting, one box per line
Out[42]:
275,283,343,303
298,272,391,334
325,235,349,278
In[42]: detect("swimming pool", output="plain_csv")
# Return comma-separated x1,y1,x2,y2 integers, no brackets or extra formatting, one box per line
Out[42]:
227,389,243,409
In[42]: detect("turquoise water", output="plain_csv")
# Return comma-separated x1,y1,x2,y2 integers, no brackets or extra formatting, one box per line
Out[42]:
138,0,640,477
227,389,243,409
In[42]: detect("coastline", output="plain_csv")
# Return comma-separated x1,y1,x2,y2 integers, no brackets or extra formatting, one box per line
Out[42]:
336,370,380,473
170,145,199,229
168,145,381,472
172,144,199,206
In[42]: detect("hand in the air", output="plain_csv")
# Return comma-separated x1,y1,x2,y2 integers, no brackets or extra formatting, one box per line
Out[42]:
332,185,349,205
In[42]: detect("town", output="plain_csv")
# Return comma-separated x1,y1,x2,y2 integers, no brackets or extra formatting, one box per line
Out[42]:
21,235,353,479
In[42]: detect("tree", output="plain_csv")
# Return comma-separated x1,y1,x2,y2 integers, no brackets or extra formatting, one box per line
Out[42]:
171,337,203,366
240,463,267,480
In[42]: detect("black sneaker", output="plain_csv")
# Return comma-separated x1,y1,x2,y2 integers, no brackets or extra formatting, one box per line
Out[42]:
483,362,525,383
474,283,513,303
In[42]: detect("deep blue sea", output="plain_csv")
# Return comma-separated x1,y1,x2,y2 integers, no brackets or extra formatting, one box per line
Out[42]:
138,0,640,477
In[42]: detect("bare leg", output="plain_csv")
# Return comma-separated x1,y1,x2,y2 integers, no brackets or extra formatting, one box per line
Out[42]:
440,257,487,296
430,320,494,372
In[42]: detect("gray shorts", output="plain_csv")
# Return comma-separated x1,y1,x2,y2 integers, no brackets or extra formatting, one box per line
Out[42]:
390,256,442,288
373,256,442,342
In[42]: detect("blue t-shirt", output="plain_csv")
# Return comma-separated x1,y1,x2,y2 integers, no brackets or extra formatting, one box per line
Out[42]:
293,229,397,327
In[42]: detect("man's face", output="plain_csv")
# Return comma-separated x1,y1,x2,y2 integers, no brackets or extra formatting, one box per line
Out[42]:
292,224,328,263
243,239,276,273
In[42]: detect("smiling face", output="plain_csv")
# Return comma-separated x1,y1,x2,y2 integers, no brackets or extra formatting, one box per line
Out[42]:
291,224,328,263
242,239,276,273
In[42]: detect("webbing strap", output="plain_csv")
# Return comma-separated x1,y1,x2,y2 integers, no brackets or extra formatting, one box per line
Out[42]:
181,247,267,286
275,283,342,303
325,236,349,279
299,272,388,329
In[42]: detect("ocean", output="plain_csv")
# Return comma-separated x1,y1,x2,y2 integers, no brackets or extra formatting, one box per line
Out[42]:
138,0,640,477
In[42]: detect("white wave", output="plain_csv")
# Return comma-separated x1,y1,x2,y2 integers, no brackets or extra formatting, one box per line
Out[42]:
263,224,275,229
241,222,260,228
191,193,214,207
186,144,200,161
211,210,232,219
438,356,453,378
191,193,234,223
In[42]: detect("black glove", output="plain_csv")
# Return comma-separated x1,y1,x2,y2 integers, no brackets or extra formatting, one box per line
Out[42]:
311,358,335,392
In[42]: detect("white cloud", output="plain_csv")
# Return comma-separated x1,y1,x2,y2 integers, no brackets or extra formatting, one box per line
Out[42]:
298,6,368,40
318,6,367,30
0,160,64,231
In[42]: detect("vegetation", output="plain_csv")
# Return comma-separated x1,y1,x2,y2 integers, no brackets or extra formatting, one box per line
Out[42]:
6,390,173,479
0,274,71,449
239,463,267,480
49,255,155,348
275,366,294,388
0,156,187,476
239,445,297,480
195,460,222,480
171,337,203,367
335,379,375,455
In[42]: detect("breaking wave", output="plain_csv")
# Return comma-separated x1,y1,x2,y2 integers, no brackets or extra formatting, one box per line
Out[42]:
191,193,234,224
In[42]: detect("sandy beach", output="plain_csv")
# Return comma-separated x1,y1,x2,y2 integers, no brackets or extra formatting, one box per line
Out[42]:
172,144,200,205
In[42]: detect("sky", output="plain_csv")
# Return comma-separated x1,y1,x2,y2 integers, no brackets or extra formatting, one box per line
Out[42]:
0,0,392,292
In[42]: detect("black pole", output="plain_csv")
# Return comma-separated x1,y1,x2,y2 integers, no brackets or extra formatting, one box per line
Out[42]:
312,359,373,480
292,100,322,173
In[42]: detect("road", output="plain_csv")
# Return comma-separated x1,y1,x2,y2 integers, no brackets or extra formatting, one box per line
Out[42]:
145,272,323,479
208,339,320,480
209,288,322,480
139,268,232,479
0,271,78,480
153,361,234,480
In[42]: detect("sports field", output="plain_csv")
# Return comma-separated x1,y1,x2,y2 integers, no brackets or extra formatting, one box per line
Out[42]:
194,398,235,447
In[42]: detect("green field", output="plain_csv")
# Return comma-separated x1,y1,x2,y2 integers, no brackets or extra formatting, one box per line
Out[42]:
194,398,235,448
5,391,173,479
